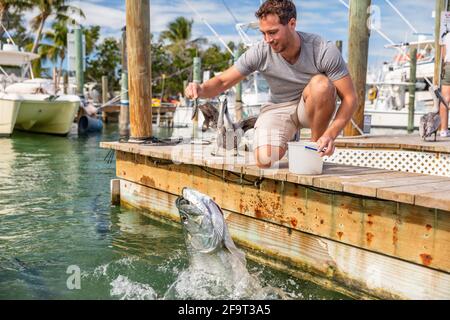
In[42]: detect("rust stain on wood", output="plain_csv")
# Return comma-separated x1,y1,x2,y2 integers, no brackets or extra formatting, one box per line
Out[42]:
420,254,433,266
392,226,398,245
140,175,155,187
290,217,298,228
366,232,374,246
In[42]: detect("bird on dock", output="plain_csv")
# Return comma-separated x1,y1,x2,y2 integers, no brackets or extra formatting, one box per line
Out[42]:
419,112,440,141
419,84,449,141
212,95,257,156
197,101,219,132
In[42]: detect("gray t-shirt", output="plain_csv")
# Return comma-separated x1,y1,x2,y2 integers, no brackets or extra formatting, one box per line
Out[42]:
234,31,349,103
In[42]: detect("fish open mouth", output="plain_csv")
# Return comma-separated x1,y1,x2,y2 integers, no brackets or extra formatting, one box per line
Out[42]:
175,196,191,223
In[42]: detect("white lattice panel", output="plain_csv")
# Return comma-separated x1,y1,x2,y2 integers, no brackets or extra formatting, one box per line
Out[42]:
325,149,450,177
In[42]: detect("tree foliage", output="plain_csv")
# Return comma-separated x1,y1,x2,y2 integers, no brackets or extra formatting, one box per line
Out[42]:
85,37,121,91
1,8,243,98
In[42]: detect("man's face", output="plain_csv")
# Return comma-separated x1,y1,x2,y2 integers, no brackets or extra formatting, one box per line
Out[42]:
259,14,296,53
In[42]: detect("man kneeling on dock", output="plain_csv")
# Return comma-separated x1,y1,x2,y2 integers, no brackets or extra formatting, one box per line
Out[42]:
185,0,357,168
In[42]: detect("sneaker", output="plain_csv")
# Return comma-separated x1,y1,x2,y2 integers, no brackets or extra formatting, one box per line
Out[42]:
440,130,450,137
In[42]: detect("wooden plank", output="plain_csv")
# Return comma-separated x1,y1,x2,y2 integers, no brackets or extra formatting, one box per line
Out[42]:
377,181,450,204
314,170,408,192
395,204,450,269
116,150,191,195
285,163,386,186
119,180,450,300
343,174,448,198
415,190,450,212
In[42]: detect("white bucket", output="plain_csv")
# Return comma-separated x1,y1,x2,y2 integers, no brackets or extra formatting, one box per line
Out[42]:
287,141,324,175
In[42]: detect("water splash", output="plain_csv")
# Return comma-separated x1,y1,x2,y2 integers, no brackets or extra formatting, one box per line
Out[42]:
110,275,157,300
163,251,288,300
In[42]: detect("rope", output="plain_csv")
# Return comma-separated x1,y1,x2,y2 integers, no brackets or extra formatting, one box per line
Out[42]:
126,136,184,146
199,166,265,187
96,94,124,110
350,118,365,136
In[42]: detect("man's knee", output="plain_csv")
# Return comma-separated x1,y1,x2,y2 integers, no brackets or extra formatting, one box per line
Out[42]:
307,75,336,100
254,145,286,169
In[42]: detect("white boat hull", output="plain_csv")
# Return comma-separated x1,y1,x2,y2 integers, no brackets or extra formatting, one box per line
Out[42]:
0,94,21,136
365,109,427,128
14,95,80,135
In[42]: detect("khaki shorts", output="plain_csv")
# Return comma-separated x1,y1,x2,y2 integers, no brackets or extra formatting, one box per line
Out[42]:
253,97,309,150
442,63,450,86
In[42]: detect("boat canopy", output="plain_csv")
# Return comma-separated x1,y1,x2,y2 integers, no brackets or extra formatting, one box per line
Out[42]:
384,39,435,50
0,51,40,67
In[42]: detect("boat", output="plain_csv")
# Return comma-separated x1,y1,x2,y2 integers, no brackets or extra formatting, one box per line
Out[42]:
0,92,21,136
0,42,80,136
364,38,436,129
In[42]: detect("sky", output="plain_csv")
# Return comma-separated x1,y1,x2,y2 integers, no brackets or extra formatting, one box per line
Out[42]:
23,0,437,71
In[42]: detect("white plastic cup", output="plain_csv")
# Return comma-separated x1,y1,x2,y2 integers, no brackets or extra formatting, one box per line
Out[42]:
287,141,324,175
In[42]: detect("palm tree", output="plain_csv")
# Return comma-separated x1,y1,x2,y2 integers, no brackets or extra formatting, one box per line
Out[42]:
39,20,68,88
0,0,32,41
29,0,84,54
159,17,194,44
159,16,206,58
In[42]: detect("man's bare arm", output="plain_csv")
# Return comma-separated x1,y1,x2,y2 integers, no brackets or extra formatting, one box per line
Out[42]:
185,66,247,99
323,74,357,139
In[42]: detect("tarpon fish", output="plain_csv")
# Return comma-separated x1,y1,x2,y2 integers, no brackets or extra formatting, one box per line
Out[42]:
175,187,245,263
168,187,288,299
167,188,256,299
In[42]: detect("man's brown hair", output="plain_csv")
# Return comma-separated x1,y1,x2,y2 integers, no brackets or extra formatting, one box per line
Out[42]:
255,0,297,25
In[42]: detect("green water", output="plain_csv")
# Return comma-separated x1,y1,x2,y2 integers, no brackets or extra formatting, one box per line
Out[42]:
0,124,350,300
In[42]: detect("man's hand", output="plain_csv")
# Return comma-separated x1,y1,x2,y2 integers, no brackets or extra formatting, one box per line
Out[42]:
316,135,335,157
184,82,203,99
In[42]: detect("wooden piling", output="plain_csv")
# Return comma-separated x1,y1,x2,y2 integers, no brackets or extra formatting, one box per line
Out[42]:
52,67,58,94
111,179,121,205
63,72,68,94
74,26,84,96
336,40,343,53
102,75,108,123
234,47,243,122
408,47,417,133
126,0,152,140
234,45,242,121
119,27,130,138
434,0,446,86
119,72,130,137
192,57,201,138
343,0,371,136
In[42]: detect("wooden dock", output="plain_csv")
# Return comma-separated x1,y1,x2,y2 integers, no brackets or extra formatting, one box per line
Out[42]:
336,134,450,153
101,141,450,299
100,104,176,127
